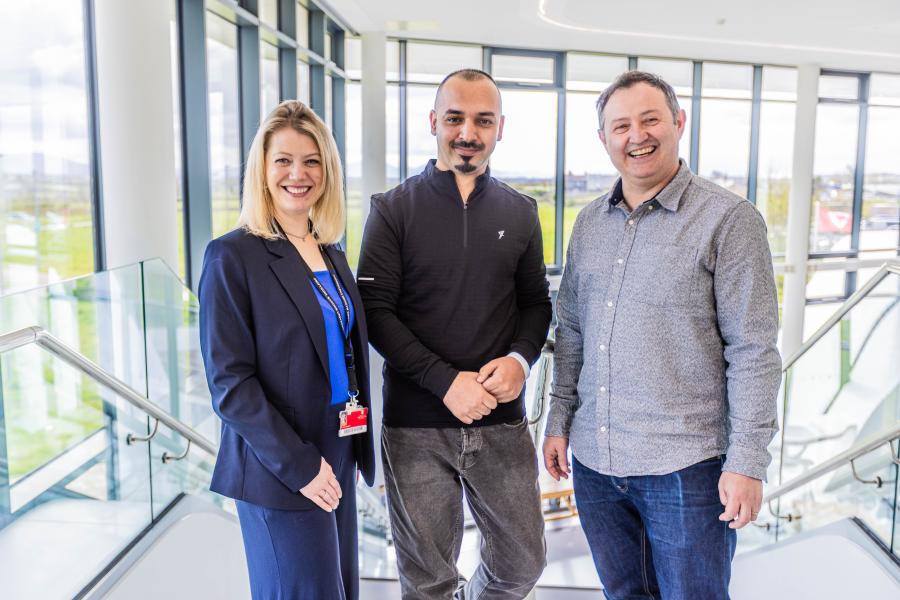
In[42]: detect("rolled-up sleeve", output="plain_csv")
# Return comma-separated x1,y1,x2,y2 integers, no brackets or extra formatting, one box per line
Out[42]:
713,202,782,481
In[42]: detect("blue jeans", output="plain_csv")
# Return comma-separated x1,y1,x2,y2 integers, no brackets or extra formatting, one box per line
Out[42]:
573,455,736,600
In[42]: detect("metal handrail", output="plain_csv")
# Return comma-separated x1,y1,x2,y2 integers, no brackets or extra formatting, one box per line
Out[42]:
782,260,900,371
763,423,900,504
0,326,217,457
528,338,555,428
0,325,395,526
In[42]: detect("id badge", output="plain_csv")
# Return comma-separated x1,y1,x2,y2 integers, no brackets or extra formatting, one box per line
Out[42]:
338,401,368,437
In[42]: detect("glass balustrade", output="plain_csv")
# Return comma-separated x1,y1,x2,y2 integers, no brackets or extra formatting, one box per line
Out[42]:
0,258,394,589
763,264,900,555
0,344,208,599
5,256,894,592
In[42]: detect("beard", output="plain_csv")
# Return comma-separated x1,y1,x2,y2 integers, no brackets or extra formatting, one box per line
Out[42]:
454,158,478,174
451,140,485,174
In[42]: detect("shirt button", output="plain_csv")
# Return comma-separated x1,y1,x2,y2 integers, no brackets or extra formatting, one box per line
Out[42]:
627,219,635,225
599,344,606,351
648,205,654,211
616,258,624,265
600,386,607,393
606,301,613,308
600,426,607,433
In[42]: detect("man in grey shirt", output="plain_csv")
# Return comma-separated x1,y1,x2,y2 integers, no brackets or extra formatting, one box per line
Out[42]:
542,71,781,599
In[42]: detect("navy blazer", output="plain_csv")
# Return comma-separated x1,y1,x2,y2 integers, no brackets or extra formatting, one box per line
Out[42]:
199,228,376,510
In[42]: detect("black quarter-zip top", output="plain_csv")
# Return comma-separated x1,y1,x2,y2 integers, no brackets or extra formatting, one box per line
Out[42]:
357,159,552,428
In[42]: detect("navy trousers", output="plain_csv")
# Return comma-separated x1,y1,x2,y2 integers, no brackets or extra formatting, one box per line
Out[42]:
236,437,357,600
573,455,736,600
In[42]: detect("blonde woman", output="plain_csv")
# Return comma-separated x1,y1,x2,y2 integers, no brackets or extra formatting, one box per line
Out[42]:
199,100,375,600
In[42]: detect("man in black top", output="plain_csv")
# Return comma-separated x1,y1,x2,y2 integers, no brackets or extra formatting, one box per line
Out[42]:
358,69,551,599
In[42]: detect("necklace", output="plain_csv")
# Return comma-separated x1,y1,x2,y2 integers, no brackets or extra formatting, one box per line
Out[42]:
283,219,313,242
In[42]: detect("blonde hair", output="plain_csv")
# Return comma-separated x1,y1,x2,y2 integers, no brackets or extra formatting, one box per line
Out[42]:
238,100,345,244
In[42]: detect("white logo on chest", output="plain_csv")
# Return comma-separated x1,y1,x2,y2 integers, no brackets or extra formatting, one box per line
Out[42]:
498,230,505,240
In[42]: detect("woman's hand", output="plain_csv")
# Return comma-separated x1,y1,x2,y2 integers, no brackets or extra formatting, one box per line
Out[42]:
300,458,343,512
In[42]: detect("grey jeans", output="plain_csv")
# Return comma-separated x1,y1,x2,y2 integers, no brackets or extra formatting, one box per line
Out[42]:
382,417,546,600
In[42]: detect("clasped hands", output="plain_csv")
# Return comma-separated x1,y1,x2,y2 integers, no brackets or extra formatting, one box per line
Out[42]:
442,357,525,424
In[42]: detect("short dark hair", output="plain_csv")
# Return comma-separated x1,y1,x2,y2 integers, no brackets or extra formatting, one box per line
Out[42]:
595,70,681,131
435,69,502,109
438,68,497,89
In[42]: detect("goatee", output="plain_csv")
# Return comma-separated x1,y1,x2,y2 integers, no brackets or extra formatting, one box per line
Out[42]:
455,161,478,174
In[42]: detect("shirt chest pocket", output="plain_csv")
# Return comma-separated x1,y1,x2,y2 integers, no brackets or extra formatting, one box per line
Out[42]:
624,242,699,307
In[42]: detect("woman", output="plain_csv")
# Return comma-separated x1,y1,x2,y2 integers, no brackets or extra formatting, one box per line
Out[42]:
199,100,375,599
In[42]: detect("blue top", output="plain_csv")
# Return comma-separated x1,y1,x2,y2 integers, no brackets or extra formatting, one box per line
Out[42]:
310,271,356,405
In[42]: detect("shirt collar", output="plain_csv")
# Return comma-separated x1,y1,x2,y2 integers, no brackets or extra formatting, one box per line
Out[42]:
607,159,692,212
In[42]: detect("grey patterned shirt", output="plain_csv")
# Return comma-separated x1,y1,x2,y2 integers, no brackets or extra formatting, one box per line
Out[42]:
545,161,781,481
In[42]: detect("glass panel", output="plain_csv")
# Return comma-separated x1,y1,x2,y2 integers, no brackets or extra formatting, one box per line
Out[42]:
346,82,362,268
774,272,900,547
0,0,94,295
566,53,628,92
701,63,753,99
345,37,361,80
407,42,481,84
357,483,397,578
811,103,859,253
406,85,437,177
636,58,693,96
386,40,400,81
492,54,554,85
149,429,218,519
139,259,216,441
0,348,155,598
261,41,280,119
805,258,850,301
0,261,225,595
386,83,400,187
325,32,332,62
861,107,900,251
490,90,557,264
773,455,899,548
258,0,278,28
857,252,899,293
819,74,859,100
756,101,796,256
762,66,797,102
296,3,309,47
297,60,310,105
698,99,751,198
870,73,900,107
0,263,147,393
564,92,617,252
206,12,241,239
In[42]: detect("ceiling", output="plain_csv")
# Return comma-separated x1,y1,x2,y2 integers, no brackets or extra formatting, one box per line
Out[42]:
324,0,900,72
